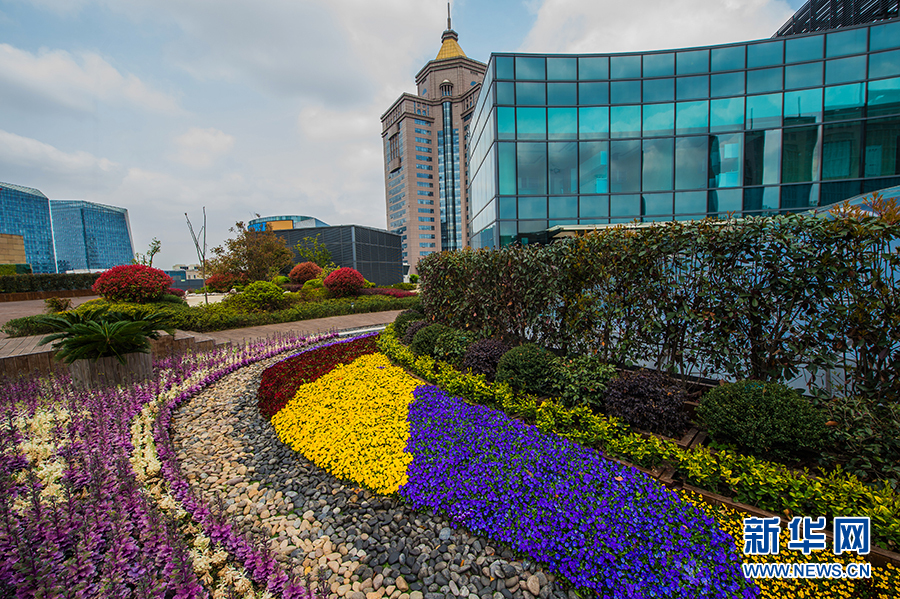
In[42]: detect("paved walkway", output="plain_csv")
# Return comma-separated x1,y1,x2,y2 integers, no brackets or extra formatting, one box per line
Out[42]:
0,296,100,338
192,310,404,345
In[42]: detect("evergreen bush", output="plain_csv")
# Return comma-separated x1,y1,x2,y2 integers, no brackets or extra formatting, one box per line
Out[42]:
92,265,173,303
410,323,452,357
393,309,425,337
433,329,475,367
289,262,322,284
323,267,365,298
495,343,558,397
402,320,428,345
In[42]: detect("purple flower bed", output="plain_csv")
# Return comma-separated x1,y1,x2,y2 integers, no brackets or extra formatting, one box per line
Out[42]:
400,386,758,599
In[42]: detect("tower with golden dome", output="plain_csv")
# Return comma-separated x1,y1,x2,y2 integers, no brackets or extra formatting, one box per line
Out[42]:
380,5,486,275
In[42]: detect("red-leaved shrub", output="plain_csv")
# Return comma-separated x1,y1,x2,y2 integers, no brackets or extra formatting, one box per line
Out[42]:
359,287,416,298
205,272,247,292
92,265,173,303
323,267,365,298
289,262,323,284
166,287,186,298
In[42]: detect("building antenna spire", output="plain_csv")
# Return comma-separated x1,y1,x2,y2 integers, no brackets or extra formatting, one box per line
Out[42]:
447,2,452,30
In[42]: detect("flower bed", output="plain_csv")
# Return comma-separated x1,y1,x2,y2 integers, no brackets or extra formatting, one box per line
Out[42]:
257,333,378,418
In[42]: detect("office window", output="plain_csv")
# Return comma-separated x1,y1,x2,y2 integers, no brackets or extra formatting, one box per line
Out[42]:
609,140,641,192
786,35,823,63
826,55,867,85
517,142,547,194
743,187,780,213
711,45,745,72
610,55,641,79
869,49,900,81
497,81,515,104
516,82,546,105
610,195,641,221
549,196,578,218
824,83,865,121
642,103,674,137
822,122,861,180
782,126,820,183
826,28,867,58
516,56,545,79
579,106,609,139
611,81,641,104
499,143,516,194
643,78,674,103
517,107,546,140
744,130,782,186
642,138,674,191
784,88,823,125
548,142,578,194
785,62,823,89
578,56,609,80
642,193,674,217
643,53,675,77
548,108,577,140
675,136,708,190
579,195,609,217
870,20,900,52
710,97,745,132
711,72,745,97
676,76,709,100
579,141,609,193
747,41,783,68
518,196,547,219
708,133,742,188
675,191,707,215
548,82,577,105
708,189,743,214
781,183,819,210
675,100,708,135
677,49,709,75
747,67,783,94
547,57,576,80
578,82,609,105
865,116,900,177
867,77,900,117
610,105,641,138
746,93,782,129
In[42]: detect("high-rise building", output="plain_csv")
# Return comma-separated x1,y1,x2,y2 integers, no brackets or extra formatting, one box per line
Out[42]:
0,181,56,273
51,200,134,272
466,1,900,248
381,9,486,274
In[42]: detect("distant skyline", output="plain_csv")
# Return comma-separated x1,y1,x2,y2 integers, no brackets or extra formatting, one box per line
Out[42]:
0,0,803,268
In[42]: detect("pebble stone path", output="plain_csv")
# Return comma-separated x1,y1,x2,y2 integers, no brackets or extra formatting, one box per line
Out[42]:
172,344,575,599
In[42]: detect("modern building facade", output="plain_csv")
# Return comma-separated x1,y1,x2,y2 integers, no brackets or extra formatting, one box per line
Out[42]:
273,225,403,286
381,12,486,273
467,4,900,248
0,182,56,273
51,200,134,272
248,215,330,231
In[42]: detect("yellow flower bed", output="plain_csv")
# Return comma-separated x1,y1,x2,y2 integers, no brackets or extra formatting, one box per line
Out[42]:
270,353,419,494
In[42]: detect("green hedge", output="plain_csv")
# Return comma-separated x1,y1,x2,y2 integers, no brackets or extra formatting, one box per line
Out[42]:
376,324,900,552
0,272,100,293
0,264,32,276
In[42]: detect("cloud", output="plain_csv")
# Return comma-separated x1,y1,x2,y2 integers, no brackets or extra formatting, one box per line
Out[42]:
522,0,796,54
172,127,235,168
0,128,123,186
0,43,183,115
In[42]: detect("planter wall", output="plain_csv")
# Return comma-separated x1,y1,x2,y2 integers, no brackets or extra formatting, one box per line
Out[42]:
68,352,153,388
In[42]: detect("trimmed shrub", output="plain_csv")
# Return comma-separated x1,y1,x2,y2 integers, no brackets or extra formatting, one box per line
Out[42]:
408,274,419,284
359,288,416,298
157,294,187,305
461,338,509,382
496,343,558,397
604,370,690,438
92,265,173,303
557,355,617,411
301,278,328,301
225,280,289,312
697,380,827,460
391,282,417,291
433,329,475,367
393,309,425,338
166,287,186,298
410,323,452,357
289,262,322,284
824,394,900,485
272,275,290,286
323,267,365,298
401,320,428,345
205,272,247,292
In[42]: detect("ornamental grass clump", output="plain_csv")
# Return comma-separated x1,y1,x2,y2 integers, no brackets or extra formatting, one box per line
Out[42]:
270,353,420,494
400,386,756,598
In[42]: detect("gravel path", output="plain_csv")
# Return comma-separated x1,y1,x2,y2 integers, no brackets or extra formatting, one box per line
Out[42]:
172,351,573,599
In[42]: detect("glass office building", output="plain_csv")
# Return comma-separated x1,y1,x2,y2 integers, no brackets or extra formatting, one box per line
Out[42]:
0,181,56,273
467,17,900,248
51,200,134,272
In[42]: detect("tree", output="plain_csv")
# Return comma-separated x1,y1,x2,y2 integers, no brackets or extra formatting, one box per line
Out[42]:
133,237,161,267
207,221,293,282
295,234,335,268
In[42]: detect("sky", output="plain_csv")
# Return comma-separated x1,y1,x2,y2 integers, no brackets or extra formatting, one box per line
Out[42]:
0,0,805,269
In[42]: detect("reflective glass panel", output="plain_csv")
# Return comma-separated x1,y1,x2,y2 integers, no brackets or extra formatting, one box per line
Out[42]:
518,196,547,219
820,181,862,206
825,55,867,85
495,56,514,79
748,41,783,68
610,195,641,220
677,49,709,75
710,97,745,132
609,140,641,192
782,126,820,183
864,116,900,176
644,53,674,77
643,78,674,103
822,121,861,180
642,193,673,216
826,28,867,58
746,93,782,129
824,83,865,121
784,88,823,125
867,77,900,117
870,20,900,52
675,100,708,135
610,105,641,138
744,129,782,186
548,108,577,139
547,57,576,80
677,75,709,100
498,196,516,219
499,222,516,246
642,138,674,191
781,184,819,211
579,141,609,193
516,56,545,80
579,195,608,217
708,188,742,213
869,49,900,81
578,56,609,80
711,72,745,97
642,103,674,137
516,107,546,140
548,82,577,105
549,196,578,218
611,81,641,104
497,81,515,104
498,143,516,195
578,106,609,139
786,35,823,63
578,82,609,105
747,67,783,93
516,82,545,105
675,191,707,215
711,45,745,71
785,62,823,89
517,143,547,194
675,136,708,190
497,106,516,140
610,55,641,79
708,133,742,188
548,142,578,194
743,187,780,213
